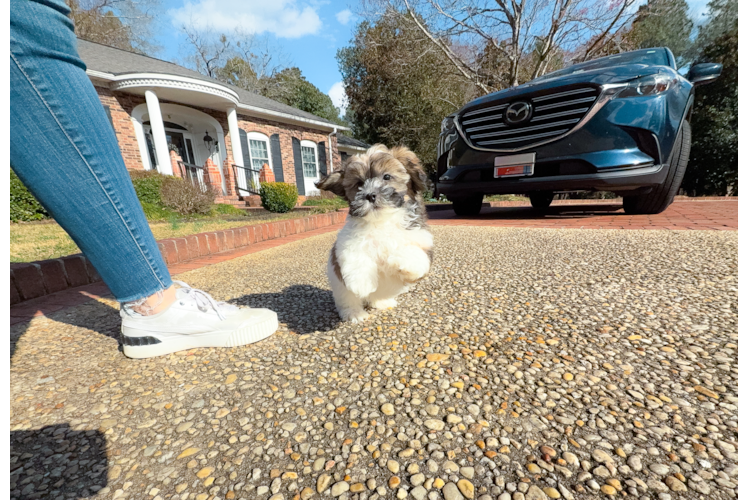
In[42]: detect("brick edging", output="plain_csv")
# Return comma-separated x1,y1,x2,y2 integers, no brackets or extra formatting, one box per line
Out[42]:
10,210,348,305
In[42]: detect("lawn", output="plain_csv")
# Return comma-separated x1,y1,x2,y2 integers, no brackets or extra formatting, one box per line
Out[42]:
10,209,336,263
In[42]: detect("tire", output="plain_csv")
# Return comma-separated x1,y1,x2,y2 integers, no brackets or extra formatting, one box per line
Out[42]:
529,192,554,210
452,195,483,216
623,121,691,215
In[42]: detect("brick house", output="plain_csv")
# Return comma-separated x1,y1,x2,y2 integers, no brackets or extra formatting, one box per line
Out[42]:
77,39,347,206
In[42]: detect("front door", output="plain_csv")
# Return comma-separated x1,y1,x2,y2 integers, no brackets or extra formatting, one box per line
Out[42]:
164,131,196,165
301,142,320,196
143,125,197,169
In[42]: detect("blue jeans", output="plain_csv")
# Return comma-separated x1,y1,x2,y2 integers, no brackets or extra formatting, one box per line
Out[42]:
10,0,172,302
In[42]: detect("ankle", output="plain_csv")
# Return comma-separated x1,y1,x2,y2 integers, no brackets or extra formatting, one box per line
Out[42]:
130,286,177,316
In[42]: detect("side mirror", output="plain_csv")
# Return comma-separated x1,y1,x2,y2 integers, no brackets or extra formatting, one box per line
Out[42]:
687,63,722,86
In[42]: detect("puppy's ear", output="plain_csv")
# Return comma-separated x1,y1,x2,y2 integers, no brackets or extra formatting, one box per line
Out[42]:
315,170,346,197
391,146,427,195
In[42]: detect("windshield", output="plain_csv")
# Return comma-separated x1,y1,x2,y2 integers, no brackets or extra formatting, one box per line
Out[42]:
536,49,671,81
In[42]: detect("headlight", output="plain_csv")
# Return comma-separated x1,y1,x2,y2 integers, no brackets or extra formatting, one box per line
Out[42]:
618,73,675,98
441,115,455,132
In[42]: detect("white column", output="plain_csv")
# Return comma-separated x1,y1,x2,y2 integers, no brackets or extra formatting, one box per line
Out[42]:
226,107,245,193
144,90,172,175
227,107,243,167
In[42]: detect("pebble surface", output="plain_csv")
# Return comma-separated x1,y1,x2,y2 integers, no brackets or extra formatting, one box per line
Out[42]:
10,227,738,500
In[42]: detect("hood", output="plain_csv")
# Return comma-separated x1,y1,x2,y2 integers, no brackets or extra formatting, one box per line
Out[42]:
461,64,673,112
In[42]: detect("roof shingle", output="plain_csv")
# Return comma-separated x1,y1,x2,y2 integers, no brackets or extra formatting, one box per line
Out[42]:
77,39,341,126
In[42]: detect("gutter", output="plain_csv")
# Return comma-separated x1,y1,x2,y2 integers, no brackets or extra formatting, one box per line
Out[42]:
236,103,348,132
85,69,350,133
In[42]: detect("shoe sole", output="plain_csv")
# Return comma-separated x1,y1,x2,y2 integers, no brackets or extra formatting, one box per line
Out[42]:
122,314,279,359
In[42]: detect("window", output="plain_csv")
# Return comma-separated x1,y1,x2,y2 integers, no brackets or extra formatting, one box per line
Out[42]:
247,132,271,170
301,143,318,178
249,139,269,169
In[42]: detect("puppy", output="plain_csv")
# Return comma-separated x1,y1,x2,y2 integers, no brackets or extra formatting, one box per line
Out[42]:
315,144,433,323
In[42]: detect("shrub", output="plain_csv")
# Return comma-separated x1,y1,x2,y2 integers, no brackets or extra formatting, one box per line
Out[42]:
212,203,246,216
129,169,168,205
260,182,298,213
11,169,48,222
160,177,216,215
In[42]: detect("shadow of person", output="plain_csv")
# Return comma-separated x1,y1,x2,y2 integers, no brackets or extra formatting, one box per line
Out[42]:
11,284,341,361
11,298,122,361
229,284,341,335
10,424,108,499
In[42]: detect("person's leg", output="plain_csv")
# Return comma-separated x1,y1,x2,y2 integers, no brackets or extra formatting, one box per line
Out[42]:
10,0,172,303
10,0,278,357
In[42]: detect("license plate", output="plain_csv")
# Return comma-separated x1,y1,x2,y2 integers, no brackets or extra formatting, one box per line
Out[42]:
494,153,535,178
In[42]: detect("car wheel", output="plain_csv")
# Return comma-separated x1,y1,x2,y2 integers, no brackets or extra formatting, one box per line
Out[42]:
452,195,483,216
529,192,554,210
623,121,691,215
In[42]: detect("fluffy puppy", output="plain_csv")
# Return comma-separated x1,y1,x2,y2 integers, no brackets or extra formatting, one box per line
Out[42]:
315,144,433,323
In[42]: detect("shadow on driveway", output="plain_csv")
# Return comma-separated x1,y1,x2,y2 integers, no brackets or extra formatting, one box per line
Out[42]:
230,284,341,335
10,299,122,361
428,203,625,221
10,424,108,499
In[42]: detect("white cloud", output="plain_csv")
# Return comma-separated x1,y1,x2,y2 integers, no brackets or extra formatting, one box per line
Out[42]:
328,81,347,116
170,0,322,38
336,9,354,25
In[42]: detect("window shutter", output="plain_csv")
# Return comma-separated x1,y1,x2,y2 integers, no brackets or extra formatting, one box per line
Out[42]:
270,134,284,182
317,141,327,176
292,137,305,195
238,129,251,167
103,105,114,130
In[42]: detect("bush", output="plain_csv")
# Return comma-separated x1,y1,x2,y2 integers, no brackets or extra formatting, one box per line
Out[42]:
11,169,48,222
260,182,298,213
212,203,246,216
129,169,168,205
160,177,216,215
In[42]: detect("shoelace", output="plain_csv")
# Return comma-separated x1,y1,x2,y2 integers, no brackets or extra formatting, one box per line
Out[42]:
174,281,235,321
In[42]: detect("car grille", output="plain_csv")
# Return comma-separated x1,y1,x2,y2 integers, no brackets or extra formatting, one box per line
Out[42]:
458,86,601,151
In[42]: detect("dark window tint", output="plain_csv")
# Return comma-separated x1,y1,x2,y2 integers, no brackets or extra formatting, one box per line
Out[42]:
537,49,671,80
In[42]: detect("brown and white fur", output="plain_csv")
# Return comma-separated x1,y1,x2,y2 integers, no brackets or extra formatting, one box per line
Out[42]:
315,144,433,323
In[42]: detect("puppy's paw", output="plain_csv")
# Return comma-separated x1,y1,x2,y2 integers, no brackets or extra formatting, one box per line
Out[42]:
339,308,370,323
392,247,432,284
370,298,398,310
398,260,431,284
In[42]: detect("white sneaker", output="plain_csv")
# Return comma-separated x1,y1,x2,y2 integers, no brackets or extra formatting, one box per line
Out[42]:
120,281,278,358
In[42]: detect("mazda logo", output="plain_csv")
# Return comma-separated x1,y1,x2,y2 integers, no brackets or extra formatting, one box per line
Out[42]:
505,101,532,125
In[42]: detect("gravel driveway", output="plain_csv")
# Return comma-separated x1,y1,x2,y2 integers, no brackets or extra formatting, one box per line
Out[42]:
10,226,737,500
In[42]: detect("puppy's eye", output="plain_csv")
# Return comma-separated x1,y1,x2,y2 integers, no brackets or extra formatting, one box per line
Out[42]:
383,174,391,181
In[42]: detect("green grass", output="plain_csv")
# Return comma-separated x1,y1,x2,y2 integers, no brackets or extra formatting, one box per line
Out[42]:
302,196,348,210
484,194,529,202
10,204,340,263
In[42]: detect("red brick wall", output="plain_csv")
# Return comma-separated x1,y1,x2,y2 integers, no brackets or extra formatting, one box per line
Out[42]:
96,86,145,171
235,114,340,189
92,86,342,193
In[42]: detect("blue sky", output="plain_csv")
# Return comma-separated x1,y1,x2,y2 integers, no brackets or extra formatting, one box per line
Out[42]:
152,0,359,112
152,0,712,115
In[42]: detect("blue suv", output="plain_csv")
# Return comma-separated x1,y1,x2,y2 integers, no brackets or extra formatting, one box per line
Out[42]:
436,48,722,215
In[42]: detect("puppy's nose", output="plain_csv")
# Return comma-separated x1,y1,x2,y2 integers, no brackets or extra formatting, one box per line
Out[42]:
366,193,377,203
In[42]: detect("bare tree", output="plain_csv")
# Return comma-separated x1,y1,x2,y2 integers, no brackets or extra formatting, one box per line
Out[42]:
67,0,161,54
179,21,290,90
366,0,637,91
179,20,233,78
